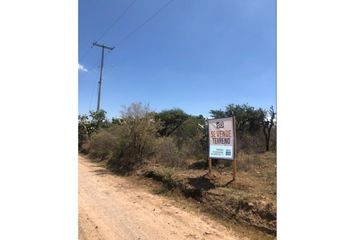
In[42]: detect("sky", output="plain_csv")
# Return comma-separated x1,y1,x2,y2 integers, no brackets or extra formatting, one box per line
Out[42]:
79,0,276,119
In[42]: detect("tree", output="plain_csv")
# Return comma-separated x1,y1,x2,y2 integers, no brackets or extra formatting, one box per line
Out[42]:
261,106,276,151
78,114,90,150
78,109,109,151
210,104,275,152
89,109,109,129
111,117,123,125
155,108,189,137
172,115,206,151
208,109,227,119
210,104,264,134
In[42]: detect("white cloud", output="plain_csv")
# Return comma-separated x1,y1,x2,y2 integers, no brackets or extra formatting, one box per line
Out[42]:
78,63,88,72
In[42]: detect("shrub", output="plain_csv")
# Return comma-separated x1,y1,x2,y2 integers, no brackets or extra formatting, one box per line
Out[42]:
80,142,90,154
154,137,183,168
78,114,89,151
161,166,175,182
169,116,208,159
237,152,262,172
78,111,109,152
158,166,176,189
108,103,160,172
179,134,207,159
87,130,117,160
238,132,265,153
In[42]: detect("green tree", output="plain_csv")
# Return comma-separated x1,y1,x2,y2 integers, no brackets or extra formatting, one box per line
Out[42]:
111,117,123,125
210,104,270,153
78,114,89,151
155,108,189,137
172,115,206,151
78,109,109,151
89,109,109,129
156,109,208,157
210,104,264,134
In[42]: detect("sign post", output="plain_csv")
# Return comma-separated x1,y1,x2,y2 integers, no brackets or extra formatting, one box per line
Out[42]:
208,117,236,180
208,158,212,175
232,116,237,181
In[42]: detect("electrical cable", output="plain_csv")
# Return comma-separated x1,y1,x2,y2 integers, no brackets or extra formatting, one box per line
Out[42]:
115,0,175,47
95,0,138,42
79,0,138,62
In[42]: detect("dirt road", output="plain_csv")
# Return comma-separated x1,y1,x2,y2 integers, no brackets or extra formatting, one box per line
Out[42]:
79,156,247,240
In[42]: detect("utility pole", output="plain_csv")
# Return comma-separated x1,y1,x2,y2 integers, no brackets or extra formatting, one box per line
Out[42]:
92,42,114,112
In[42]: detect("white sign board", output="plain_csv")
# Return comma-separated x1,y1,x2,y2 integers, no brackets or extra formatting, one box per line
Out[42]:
208,117,235,160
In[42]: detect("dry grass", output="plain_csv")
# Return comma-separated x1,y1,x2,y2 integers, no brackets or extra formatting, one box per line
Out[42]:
235,152,276,199
140,151,276,238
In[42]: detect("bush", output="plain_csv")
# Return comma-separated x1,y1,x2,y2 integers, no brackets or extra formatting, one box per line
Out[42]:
157,166,176,189
79,102,276,173
179,134,207,159
161,166,175,182
80,142,90,154
237,132,265,153
237,152,262,172
87,130,117,160
154,137,183,168
108,103,160,172
78,114,89,151
78,111,109,152
169,116,208,159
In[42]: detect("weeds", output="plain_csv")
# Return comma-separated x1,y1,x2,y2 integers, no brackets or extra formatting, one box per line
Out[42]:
161,167,175,182
87,130,117,161
237,152,262,172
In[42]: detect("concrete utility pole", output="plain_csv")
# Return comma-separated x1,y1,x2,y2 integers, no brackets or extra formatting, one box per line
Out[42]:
92,42,114,112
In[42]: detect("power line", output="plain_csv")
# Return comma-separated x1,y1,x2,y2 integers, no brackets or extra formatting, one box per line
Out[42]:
95,0,138,42
115,0,175,47
79,0,137,62
82,0,175,113
80,0,175,69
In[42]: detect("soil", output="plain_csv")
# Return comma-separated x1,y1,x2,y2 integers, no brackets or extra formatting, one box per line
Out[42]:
139,153,276,235
79,156,249,240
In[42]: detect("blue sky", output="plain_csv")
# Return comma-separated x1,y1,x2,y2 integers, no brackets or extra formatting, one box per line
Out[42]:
79,0,276,118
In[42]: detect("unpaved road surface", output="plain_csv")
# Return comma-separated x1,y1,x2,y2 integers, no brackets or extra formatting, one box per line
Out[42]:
79,156,247,240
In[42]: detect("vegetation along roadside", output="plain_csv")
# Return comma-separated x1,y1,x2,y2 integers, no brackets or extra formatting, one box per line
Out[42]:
79,102,276,238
